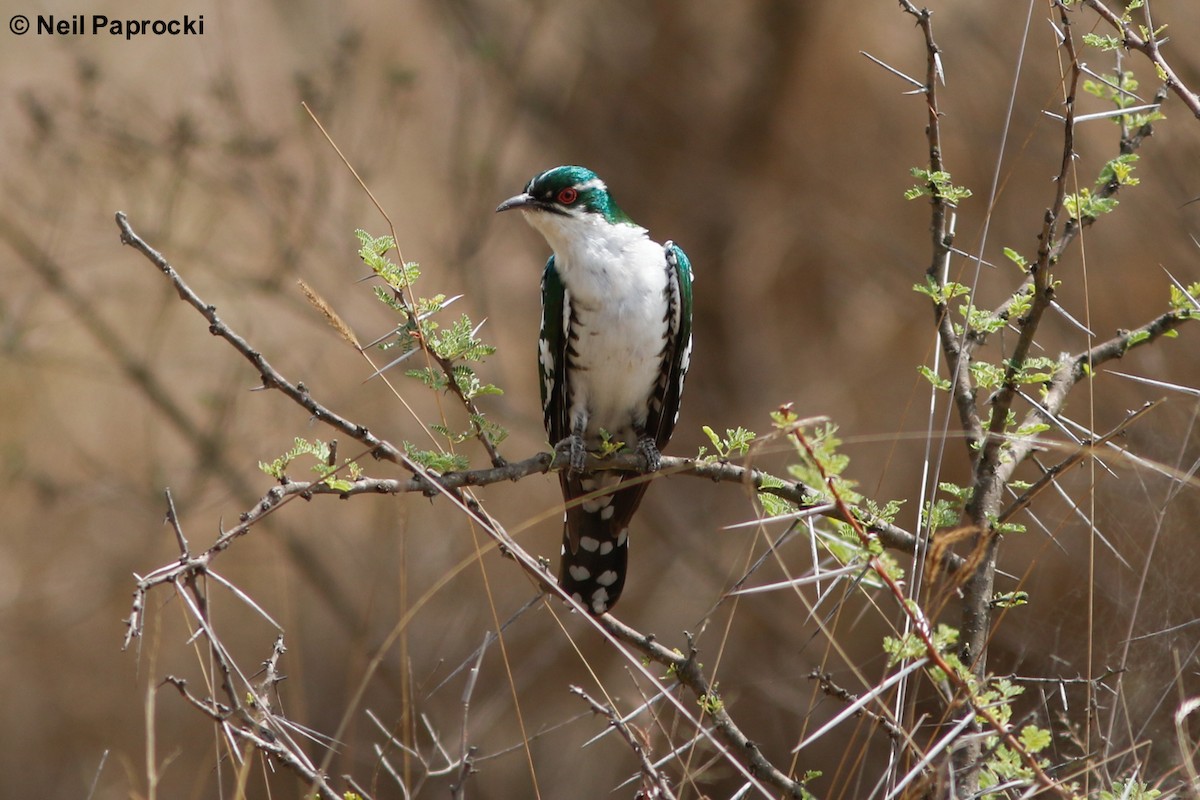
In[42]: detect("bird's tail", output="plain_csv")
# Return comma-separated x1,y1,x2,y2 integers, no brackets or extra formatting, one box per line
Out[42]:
557,471,649,615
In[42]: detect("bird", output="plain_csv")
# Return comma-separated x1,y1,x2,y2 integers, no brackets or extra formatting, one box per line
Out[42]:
496,165,693,615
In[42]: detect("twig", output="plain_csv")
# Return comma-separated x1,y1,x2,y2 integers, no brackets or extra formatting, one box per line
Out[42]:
115,211,407,468
1080,0,1200,119
449,636,486,800
161,675,341,800
570,685,679,800
807,669,913,745
163,488,189,557
600,617,810,797
300,104,506,468
996,402,1158,525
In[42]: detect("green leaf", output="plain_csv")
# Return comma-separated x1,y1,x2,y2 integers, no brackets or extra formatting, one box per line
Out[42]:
1082,32,1122,51
1168,281,1200,311
970,362,1006,389
402,442,469,473
1127,329,1151,346
700,425,757,460
1002,247,1028,270
1098,153,1140,188
1064,187,1119,221
1019,724,1052,753
906,167,973,205
913,276,970,304
918,365,952,391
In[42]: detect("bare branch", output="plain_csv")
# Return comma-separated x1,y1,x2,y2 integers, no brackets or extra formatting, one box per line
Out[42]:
115,211,407,468
570,685,679,800
161,675,341,800
599,616,810,797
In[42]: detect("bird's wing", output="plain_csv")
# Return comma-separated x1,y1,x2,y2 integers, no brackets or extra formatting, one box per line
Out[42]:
539,256,570,445
648,241,694,451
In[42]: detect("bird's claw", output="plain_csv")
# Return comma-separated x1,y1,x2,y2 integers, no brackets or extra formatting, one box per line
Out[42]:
569,434,587,474
636,436,662,472
555,434,588,476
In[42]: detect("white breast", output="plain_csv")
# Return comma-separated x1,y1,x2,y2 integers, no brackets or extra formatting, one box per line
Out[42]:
528,211,669,442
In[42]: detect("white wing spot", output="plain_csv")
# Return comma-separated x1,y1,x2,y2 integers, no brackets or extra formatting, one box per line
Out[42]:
580,478,598,491
582,498,602,513
579,536,601,552
596,570,619,587
599,541,614,555
616,528,629,547
600,504,615,520
569,565,591,582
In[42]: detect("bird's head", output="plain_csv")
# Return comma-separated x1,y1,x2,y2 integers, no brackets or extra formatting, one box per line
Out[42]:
496,166,635,247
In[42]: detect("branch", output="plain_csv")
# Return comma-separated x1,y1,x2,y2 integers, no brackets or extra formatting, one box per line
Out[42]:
970,12,1079,514
1081,0,1200,119
570,686,679,800
162,674,341,800
116,211,407,467
898,0,985,447
996,401,1158,525
599,618,809,797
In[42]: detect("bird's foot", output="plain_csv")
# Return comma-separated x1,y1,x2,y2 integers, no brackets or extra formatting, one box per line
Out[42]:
636,436,663,472
555,433,588,476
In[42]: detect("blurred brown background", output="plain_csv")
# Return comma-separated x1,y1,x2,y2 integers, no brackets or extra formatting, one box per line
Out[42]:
2,1,1199,798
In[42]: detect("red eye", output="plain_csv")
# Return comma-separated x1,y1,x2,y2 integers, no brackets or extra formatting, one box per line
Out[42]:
557,187,578,205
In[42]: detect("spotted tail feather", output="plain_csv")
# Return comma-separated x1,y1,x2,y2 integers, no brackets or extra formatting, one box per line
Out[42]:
558,471,648,615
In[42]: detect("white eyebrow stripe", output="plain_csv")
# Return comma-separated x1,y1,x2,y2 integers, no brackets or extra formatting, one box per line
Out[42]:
574,178,607,193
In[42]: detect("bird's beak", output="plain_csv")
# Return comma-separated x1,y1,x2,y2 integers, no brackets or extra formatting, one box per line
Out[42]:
496,192,536,213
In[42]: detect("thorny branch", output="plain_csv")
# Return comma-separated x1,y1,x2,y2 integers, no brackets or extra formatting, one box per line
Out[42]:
1081,0,1200,119
122,445,953,651
897,0,986,450
787,424,1073,799
162,670,341,800
956,4,1085,685
154,529,342,800
116,211,406,468
599,618,810,797
896,2,1197,797
570,686,679,800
